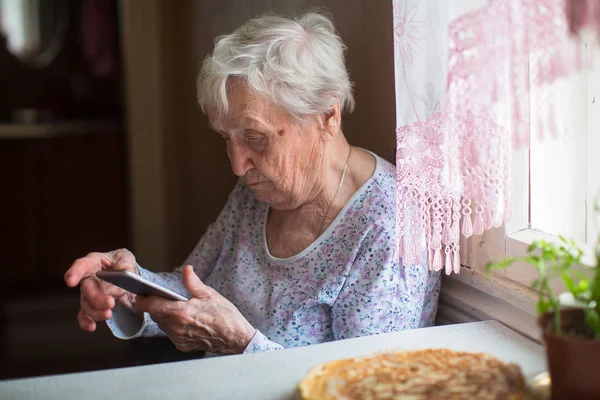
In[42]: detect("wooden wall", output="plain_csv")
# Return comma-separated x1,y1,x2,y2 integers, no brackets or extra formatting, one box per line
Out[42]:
122,0,395,270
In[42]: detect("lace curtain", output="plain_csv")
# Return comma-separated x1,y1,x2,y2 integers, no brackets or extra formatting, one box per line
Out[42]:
393,0,599,273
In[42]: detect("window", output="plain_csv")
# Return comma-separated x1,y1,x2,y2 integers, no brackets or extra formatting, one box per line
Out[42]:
438,34,599,341
522,38,599,245
498,34,599,285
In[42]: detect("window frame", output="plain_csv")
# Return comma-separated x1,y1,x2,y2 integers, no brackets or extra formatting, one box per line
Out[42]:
438,34,599,342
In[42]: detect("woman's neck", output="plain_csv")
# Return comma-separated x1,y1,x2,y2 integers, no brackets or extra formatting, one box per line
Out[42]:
298,138,351,217
265,145,377,258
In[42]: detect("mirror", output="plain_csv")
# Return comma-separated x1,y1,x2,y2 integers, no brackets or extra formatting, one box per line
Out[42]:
0,0,69,68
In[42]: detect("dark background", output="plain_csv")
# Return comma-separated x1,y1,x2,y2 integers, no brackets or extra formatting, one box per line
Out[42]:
0,0,395,380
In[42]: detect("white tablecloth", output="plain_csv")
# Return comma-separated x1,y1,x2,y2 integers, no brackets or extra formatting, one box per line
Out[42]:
0,321,545,400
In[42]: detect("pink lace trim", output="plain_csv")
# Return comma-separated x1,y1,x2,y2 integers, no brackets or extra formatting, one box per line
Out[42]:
565,0,600,37
394,0,595,272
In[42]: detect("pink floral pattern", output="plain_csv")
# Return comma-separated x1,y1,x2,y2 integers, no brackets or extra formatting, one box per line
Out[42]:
394,0,595,272
393,2,423,65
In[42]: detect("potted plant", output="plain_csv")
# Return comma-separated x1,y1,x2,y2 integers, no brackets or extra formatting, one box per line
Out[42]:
487,205,600,399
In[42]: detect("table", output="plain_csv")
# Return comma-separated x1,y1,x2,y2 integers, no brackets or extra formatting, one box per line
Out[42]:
0,321,546,400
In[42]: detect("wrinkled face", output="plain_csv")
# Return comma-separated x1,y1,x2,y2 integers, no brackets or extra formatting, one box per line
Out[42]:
207,81,325,210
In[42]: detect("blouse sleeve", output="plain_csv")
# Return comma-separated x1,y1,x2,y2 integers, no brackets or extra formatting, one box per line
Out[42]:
242,330,285,354
106,180,244,339
331,226,439,340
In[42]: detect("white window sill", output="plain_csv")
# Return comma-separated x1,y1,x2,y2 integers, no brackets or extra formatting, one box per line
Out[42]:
504,228,596,289
439,227,597,342
501,229,558,289
438,229,552,342
439,267,541,342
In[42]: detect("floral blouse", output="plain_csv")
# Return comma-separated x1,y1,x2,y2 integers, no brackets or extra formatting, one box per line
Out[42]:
107,152,441,353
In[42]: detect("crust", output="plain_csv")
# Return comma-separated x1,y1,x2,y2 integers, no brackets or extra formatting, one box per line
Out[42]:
297,349,526,400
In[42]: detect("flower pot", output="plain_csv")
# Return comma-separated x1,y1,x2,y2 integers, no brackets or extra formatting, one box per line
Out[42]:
539,308,600,400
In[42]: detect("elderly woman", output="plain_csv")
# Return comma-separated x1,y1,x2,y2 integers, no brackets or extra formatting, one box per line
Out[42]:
65,12,440,355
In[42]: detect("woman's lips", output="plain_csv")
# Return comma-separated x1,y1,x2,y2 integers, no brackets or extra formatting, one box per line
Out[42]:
247,181,266,187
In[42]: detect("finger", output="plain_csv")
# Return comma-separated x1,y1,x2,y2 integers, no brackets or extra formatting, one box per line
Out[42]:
134,295,152,313
102,283,127,299
107,249,137,273
78,309,97,332
65,253,105,287
136,295,180,317
182,265,216,300
81,297,112,321
82,279,115,309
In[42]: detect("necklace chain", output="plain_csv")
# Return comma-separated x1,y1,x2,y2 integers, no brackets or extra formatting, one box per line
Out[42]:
322,146,352,230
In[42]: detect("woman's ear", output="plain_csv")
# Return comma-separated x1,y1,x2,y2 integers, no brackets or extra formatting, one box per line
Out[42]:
319,103,342,141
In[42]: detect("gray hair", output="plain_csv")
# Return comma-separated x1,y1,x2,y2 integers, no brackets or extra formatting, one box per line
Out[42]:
197,11,355,120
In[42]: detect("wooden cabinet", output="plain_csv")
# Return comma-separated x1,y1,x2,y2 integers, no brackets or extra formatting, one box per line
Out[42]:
0,140,38,284
0,127,129,288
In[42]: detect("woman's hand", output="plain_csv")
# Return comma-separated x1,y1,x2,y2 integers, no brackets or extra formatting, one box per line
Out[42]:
64,249,139,332
135,265,256,355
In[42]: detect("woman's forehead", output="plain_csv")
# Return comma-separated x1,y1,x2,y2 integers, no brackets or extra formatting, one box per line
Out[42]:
209,86,291,132
209,113,271,133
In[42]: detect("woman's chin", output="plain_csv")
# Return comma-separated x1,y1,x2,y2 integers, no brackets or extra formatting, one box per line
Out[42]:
254,195,276,206
249,186,282,205
248,183,269,198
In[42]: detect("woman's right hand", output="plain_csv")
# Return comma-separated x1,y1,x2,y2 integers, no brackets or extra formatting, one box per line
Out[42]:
64,249,139,332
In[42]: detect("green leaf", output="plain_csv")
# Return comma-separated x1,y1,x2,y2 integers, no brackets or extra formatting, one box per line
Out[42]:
538,258,546,275
559,235,568,244
590,273,600,301
578,280,590,292
584,308,600,337
537,301,551,315
522,256,541,266
486,258,518,271
562,270,578,295
527,241,541,253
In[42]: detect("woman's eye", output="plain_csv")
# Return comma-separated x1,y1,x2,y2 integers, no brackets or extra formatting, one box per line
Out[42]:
246,136,267,151
219,133,230,141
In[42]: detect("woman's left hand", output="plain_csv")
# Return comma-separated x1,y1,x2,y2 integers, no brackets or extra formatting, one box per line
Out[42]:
135,265,256,355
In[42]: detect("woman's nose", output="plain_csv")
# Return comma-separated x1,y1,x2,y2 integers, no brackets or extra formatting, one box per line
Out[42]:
227,140,253,177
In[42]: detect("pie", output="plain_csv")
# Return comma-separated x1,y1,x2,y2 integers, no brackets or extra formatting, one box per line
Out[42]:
297,348,527,400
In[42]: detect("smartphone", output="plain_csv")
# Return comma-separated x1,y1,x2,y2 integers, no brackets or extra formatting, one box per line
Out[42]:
96,270,189,301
